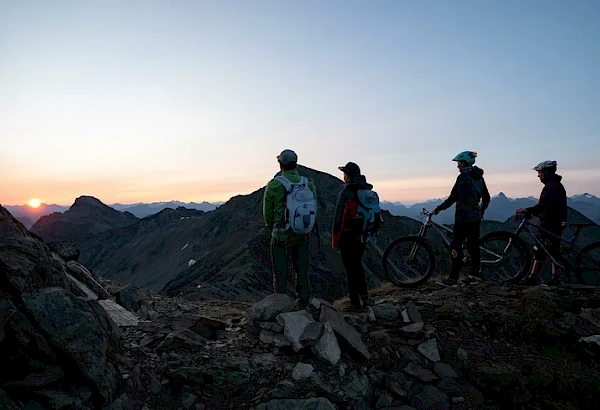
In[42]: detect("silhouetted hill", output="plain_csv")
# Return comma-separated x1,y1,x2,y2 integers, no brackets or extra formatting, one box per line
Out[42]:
111,200,221,218
78,166,448,302
30,195,139,243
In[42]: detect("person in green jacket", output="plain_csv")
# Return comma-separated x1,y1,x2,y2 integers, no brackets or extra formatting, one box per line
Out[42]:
262,149,317,304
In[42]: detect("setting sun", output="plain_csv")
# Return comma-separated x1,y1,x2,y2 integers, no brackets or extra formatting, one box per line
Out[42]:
28,198,42,208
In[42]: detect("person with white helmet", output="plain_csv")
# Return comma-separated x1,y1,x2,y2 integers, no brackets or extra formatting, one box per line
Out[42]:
516,160,567,286
430,151,491,287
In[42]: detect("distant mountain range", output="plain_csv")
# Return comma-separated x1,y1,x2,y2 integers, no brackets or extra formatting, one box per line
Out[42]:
381,192,600,225
4,192,600,229
4,200,224,228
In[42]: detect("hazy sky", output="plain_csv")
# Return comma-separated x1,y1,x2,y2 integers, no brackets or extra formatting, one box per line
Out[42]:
1,0,599,206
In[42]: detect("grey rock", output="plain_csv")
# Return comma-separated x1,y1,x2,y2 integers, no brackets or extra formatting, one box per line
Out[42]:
260,329,292,347
340,369,370,399
319,305,371,360
311,322,341,365
456,348,468,362
412,385,449,410
434,363,458,379
375,391,394,408
178,392,196,409
114,284,141,313
292,363,314,381
386,372,412,398
401,309,411,323
404,362,438,382
247,293,295,323
21,287,117,405
398,322,424,338
277,310,315,352
405,301,423,323
437,378,463,398
373,303,400,322
301,321,325,346
417,338,441,362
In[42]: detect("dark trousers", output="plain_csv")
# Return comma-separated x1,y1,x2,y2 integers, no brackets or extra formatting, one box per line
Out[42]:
271,238,311,301
450,221,481,280
339,234,367,305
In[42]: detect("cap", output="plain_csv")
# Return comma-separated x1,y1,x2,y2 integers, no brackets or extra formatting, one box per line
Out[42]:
276,149,298,165
338,162,361,177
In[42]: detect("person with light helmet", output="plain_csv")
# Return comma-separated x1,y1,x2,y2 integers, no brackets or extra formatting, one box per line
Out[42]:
516,160,567,286
263,149,317,304
429,151,491,287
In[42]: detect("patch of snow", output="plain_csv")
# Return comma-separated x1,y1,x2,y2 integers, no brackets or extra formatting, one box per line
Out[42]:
181,242,189,251
188,259,197,267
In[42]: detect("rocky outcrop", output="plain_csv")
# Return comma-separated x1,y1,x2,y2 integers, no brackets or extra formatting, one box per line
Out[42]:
0,205,121,408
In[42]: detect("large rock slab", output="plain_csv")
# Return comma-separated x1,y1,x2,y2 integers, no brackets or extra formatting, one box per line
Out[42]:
247,293,295,323
66,261,110,300
277,310,315,352
319,305,371,360
21,287,117,406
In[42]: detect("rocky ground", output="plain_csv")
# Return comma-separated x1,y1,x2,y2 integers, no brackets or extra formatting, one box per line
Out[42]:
103,279,600,410
3,202,600,410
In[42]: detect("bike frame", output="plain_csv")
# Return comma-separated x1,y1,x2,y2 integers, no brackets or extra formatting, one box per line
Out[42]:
512,217,587,270
416,213,453,245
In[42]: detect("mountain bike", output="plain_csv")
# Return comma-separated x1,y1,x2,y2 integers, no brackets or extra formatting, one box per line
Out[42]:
381,209,531,287
479,215,600,285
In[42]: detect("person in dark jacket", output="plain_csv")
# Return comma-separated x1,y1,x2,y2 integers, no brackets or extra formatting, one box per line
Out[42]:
516,160,567,286
332,162,375,312
430,151,491,287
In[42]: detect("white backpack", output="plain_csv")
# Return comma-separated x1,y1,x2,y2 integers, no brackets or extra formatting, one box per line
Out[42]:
275,176,317,234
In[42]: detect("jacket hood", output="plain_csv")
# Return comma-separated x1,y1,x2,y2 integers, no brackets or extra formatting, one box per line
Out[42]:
543,173,562,184
464,166,484,179
345,174,373,190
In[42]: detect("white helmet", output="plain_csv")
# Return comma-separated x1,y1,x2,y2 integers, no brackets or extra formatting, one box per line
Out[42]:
533,160,557,171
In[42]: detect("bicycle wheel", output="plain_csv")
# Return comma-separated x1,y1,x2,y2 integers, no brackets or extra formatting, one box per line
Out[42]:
574,242,600,286
479,231,531,282
382,236,435,287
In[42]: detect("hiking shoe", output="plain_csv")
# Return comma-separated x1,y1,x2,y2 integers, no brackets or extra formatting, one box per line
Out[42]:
360,294,374,307
436,278,458,287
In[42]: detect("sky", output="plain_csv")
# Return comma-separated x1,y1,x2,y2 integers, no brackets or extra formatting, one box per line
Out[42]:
1,0,599,206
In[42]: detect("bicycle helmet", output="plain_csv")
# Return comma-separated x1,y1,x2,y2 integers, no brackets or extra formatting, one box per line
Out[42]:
452,151,477,165
532,160,557,171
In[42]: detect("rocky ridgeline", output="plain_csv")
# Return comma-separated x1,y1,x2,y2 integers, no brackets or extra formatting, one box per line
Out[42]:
3,202,600,409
